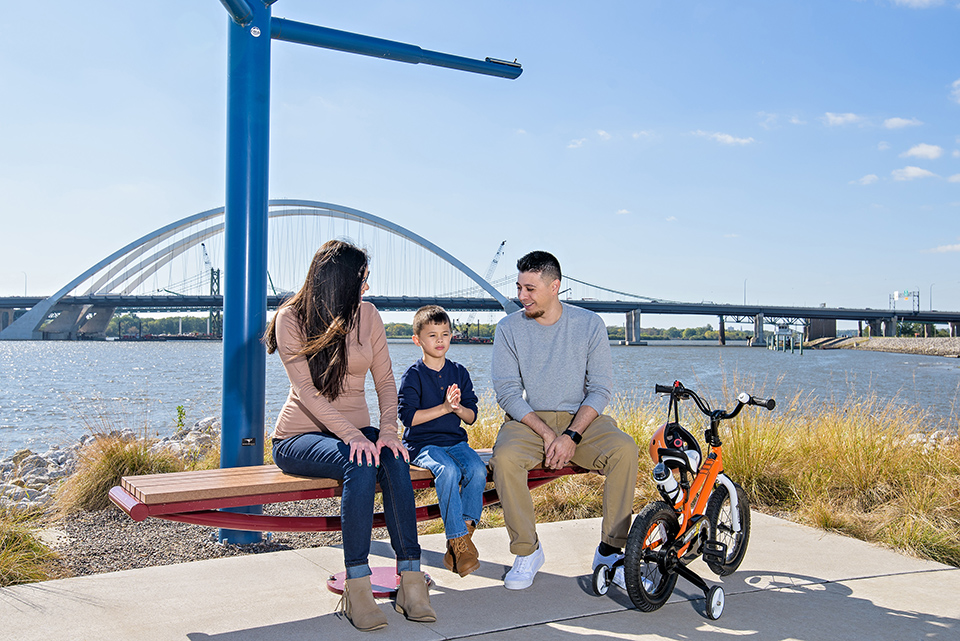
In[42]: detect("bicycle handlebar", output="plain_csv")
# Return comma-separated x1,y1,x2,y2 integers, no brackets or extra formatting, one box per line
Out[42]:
656,381,776,418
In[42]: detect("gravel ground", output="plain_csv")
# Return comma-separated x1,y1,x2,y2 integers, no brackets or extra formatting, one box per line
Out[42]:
43,498,393,577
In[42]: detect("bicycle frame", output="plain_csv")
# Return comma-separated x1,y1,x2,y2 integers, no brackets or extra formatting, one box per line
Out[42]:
650,382,749,559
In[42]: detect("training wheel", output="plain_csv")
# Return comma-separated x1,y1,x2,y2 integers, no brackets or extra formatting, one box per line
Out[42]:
592,564,610,596
706,585,725,620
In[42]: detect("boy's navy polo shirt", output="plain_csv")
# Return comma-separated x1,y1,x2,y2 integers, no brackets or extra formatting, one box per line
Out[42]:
398,358,478,457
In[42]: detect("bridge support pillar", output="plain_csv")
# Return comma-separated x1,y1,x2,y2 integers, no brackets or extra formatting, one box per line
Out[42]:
805,318,836,341
951,322,959,338
750,313,766,347
923,323,935,338
883,316,897,337
867,319,882,337
0,309,13,332
79,306,117,339
625,309,642,344
718,316,726,345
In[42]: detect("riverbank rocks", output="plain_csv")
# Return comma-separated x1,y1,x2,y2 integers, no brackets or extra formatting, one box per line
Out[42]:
830,337,960,358
0,417,224,512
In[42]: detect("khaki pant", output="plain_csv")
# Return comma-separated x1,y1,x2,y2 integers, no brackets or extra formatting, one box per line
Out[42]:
489,412,639,556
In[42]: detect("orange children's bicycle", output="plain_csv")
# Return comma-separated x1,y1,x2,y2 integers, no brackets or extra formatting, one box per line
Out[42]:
592,380,775,620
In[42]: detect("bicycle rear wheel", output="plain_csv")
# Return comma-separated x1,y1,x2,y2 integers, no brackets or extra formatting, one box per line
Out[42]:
705,481,751,576
623,501,679,612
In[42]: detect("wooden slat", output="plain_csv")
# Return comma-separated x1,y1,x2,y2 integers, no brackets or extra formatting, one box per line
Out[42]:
119,455,470,506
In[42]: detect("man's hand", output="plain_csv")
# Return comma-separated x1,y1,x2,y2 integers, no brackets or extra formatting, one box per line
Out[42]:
544,431,577,469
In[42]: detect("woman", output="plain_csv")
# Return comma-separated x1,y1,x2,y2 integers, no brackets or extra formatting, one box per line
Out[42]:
264,239,434,632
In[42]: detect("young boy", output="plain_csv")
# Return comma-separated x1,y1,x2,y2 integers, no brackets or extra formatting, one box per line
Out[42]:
399,305,486,577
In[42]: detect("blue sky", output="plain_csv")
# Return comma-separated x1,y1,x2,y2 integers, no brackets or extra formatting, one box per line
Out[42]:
2,0,959,328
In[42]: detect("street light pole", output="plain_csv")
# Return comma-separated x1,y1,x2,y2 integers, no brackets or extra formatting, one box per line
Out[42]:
930,283,935,311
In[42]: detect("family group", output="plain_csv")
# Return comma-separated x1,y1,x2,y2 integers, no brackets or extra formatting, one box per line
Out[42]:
265,242,639,632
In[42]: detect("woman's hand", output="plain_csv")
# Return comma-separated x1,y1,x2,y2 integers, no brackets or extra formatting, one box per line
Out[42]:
347,433,381,468
377,429,409,463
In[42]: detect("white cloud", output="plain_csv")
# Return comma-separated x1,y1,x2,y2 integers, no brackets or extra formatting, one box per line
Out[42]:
632,130,652,139
952,79,960,105
948,174,960,183
822,112,862,126
597,130,611,141
665,216,677,222
693,130,755,145
878,141,890,151
616,208,630,215
515,129,527,135
758,112,778,129
925,242,960,253
852,174,879,185
891,166,938,181
883,117,923,129
901,143,943,159
953,150,960,158
789,116,806,125
893,0,944,7
567,138,586,149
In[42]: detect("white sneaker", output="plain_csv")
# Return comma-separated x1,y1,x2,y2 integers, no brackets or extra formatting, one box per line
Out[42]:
593,546,626,590
504,544,545,590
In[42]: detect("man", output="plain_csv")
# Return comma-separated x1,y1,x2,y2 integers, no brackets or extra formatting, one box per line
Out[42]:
490,250,639,590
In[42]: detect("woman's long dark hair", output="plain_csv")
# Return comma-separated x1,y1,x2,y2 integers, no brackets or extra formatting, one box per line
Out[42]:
264,239,368,401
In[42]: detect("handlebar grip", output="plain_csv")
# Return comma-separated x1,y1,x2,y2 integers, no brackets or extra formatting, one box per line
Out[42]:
753,396,776,410
654,384,674,394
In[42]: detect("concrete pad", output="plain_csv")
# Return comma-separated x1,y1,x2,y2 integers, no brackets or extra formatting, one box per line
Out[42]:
1,513,957,641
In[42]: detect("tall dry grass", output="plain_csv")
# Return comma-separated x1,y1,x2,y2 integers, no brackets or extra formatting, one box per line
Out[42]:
0,507,61,587
459,388,960,568
55,432,185,514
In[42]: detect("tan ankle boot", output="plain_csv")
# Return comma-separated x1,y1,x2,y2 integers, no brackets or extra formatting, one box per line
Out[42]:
451,532,480,577
394,571,437,622
340,576,388,631
443,538,456,572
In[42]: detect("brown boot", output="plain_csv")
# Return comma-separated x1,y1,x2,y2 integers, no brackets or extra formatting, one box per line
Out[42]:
443,538,456,573
340,576,388,632
450,530,480,577
394,571,437,622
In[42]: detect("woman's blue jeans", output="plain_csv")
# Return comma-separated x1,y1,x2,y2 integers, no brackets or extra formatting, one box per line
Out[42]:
272,428,421,579
411,441,487,540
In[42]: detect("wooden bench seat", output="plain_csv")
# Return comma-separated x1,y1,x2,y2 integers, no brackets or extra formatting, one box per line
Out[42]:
108,448,588,532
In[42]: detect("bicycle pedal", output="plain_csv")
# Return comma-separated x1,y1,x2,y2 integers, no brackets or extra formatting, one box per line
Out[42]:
702,540,728,564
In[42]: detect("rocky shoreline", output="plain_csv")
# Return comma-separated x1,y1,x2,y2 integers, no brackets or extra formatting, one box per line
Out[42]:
1,420,374,578
810,336,960,357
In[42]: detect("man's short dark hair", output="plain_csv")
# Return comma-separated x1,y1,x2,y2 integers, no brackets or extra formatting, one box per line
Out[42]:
413,305,451,335
517,250,561,284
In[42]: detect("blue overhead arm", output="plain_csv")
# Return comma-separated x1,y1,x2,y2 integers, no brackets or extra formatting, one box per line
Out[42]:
271,18,522,79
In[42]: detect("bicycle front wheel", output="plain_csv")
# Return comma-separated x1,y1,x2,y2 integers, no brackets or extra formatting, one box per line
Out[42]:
623,501,679,612
705,481,751,576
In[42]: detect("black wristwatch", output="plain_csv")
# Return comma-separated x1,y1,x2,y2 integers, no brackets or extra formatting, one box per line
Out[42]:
562,429,582,444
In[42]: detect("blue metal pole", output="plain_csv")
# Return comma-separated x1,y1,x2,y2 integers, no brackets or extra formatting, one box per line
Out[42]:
219,2,272,545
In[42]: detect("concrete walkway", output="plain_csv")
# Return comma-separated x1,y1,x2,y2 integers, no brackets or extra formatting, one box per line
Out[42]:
2,513,957,641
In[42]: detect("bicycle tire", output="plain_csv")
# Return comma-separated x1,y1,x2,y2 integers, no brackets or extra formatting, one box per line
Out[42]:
705,481,751,576
624,501,679,612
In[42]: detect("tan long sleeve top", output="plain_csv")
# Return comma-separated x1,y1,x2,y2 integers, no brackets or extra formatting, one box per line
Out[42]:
270,301,398,443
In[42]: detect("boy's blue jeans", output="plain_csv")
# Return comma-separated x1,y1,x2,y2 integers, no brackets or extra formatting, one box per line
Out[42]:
412,441,487,539
272,428,421,579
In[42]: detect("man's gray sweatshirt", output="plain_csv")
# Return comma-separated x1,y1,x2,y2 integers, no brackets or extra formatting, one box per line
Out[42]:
492,302,613,421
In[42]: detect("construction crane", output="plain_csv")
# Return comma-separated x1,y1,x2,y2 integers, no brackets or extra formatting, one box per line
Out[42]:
455,241,506,339
200,243,223,337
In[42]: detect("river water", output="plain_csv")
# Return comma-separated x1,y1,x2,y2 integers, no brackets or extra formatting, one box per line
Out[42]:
2,340,959,458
